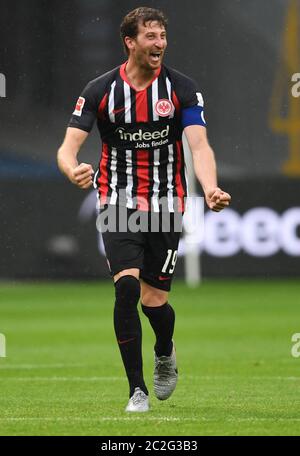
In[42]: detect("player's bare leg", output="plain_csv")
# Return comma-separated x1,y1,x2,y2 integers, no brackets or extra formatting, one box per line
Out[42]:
141,281,178,400
113,268,139,283
113,268,149,412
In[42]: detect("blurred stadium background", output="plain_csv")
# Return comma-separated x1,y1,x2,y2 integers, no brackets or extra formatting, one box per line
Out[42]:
0,0,300,433
1,0,300,279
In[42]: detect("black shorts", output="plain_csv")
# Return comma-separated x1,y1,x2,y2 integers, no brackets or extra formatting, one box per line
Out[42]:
99,205,183,291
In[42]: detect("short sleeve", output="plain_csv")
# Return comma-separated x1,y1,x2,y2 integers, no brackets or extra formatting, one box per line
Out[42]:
68,81,99,132
180,78,206,127
169,68,207,128
180,76,203,109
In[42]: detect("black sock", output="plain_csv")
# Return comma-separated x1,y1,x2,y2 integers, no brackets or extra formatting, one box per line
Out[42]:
114,276,148,397
142,302,175,357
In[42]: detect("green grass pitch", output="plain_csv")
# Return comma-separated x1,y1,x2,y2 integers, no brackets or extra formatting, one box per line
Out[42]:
0,279,300,436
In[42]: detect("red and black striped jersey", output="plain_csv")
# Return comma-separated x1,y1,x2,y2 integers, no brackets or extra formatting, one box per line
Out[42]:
68,62,206,212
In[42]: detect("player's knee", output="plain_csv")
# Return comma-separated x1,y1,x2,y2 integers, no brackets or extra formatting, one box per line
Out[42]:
141,289,168,307
115,275,140,309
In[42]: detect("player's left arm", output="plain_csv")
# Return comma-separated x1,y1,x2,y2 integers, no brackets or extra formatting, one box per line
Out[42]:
184,124,231,211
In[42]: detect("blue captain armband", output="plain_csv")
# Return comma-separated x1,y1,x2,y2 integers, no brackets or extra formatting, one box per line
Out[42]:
181,105,207,128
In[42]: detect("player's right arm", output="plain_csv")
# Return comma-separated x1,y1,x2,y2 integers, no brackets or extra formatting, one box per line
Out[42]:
57,77,103,189
57,127,94,189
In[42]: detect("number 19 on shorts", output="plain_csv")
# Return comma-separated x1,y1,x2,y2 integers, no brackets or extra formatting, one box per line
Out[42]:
162,249,178,274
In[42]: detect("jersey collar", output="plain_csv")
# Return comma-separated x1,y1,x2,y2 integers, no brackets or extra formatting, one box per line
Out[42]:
120,61,161,92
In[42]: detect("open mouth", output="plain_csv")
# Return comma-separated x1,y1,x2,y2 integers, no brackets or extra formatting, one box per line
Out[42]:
149,52,161,62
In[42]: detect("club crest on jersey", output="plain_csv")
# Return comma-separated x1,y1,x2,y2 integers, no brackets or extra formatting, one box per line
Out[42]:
73,96,85,116
155,99,174,117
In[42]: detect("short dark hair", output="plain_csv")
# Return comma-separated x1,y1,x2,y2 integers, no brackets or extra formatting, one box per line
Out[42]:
120,7,168,55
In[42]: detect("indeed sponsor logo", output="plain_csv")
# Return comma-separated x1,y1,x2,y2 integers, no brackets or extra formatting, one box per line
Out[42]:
116,126,169,142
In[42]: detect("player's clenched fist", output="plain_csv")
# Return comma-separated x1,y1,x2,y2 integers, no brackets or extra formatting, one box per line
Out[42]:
70,163,94,189
205,187,231,212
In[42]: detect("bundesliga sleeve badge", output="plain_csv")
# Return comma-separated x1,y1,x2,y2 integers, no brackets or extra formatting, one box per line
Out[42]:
73,96,85,116
155,99,174,117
